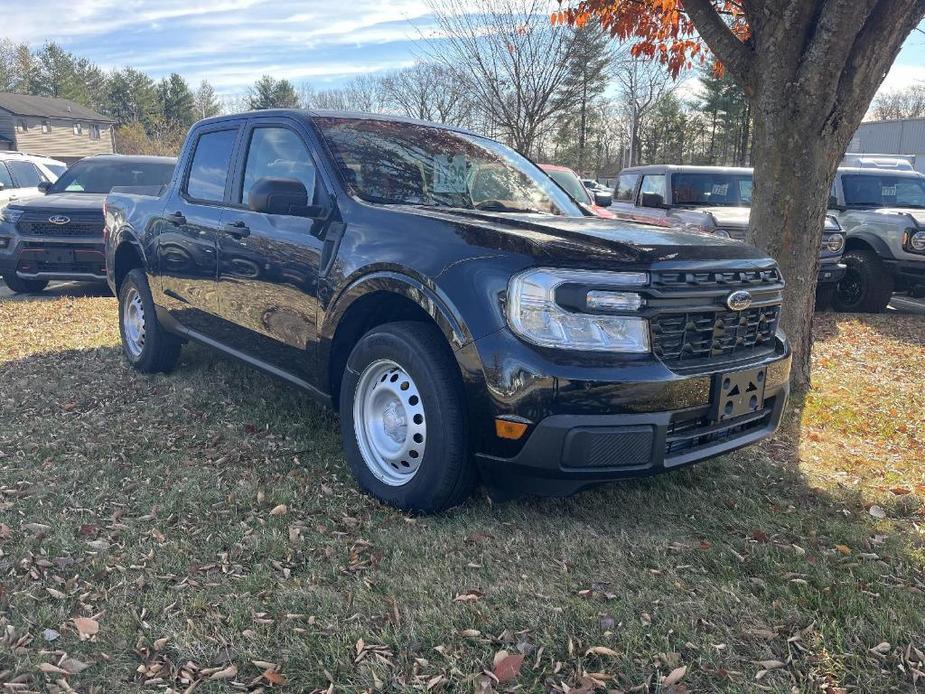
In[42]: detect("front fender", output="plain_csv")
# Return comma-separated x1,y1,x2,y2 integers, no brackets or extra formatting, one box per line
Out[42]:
846,228,896,259
106,226,146,293
320,270,474,350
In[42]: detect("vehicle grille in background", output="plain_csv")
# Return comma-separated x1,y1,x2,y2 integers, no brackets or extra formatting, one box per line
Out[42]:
651,267,782,290
716,226,747,241
16,212,104,238
651,305,780,364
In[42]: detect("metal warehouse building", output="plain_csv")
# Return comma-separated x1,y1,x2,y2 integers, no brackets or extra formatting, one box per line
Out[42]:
848,117,925,173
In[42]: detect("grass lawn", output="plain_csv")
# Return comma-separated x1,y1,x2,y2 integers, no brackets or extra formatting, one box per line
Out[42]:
0,288,923,693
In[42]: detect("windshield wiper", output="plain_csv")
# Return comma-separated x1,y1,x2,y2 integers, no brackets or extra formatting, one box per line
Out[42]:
474,200,546,214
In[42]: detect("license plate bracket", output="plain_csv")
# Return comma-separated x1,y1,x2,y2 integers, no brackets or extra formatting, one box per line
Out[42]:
44,248,76,265
711,366,767,422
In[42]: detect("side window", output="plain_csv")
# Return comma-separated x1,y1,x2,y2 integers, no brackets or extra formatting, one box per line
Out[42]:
241,127,316,206
7,161,42,188
738,179,753,204
0,163,15,190
614,173,638,201
185,129,238,203
639,174,666,204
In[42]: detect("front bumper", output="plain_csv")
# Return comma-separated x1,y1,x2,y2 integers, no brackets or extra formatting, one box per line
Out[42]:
0,232,107,282
817,261,846,285
460,326,792,496
885,258,925,288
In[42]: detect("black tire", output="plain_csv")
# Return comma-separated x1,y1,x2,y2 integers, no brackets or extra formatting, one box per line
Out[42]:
339,321,475,514
832,249,894,313
118,268,181,373
814,282,835,311
2,274,48,294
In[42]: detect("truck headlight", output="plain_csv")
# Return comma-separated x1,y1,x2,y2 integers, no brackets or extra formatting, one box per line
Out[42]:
908,230,925,253
712,228,731,238
824,233,845,253
0,208,23,226
506,268,650,352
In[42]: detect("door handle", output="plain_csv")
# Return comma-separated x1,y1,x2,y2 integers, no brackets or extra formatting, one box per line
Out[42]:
165,211,186,225
222,220,250,239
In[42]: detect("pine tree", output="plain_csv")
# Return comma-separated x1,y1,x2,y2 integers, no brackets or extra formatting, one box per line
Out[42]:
105,68,159,131
247,76,300,110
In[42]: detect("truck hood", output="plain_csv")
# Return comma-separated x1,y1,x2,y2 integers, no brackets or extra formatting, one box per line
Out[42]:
865,207,925,228
7,192,106,214
690,206,750,228
401,207,773,267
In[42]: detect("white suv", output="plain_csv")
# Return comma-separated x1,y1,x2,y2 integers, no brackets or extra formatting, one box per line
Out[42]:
0,152,67,210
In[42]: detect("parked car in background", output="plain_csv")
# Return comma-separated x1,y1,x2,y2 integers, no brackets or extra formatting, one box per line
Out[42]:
829,155,925,311
0,154,175,293
582,177,610,194
540,163,615,218
0,151,67,210
610,165,846,306
105,109,791,514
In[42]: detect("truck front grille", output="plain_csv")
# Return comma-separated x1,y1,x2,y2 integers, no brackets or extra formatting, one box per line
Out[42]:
16,212,104,238
651,304,780,364
651,267,781,290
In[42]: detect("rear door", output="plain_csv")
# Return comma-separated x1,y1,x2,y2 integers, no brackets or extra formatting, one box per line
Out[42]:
154,121,243,335
608,172,640,221
213,117,332,384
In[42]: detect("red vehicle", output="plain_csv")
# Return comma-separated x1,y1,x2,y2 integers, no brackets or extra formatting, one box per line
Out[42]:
540,164,616,219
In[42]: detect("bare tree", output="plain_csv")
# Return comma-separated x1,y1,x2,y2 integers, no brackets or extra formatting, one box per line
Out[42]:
871,84,925,120
613,58,675,166
425,0,584,156
381,62,475,126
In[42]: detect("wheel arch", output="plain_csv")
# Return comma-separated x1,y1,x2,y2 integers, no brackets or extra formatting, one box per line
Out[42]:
111,237,147,292
321,272,473,407
845,230,893,259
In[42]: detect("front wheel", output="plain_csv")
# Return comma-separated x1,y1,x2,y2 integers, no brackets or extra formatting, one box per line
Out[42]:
2,274,48,294
118,269,181,373
832,249,894,313
339,321,475,514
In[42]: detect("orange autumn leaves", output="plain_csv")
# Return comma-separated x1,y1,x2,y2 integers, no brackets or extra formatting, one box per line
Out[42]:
552,0,749,77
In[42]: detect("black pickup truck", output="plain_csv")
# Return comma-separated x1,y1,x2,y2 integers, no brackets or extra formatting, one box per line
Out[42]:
104,110,792,513
0,155,175,293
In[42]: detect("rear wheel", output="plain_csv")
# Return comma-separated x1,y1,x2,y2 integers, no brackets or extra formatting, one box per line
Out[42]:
339,321,475,514
833,249,894,313
118,268,181,373
2,274,48,294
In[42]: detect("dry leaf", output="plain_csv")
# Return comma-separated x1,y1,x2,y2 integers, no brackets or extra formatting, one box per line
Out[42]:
73,617,99,638
209,664,238,680
39,662,69,675
662,665,687,686
460,629,481,638
585,646,620,657
61,658,90,674
492,650,524,682
755,659,786,669
263,669,286,685
270,504,288,516
834,544,852,555
868,505,886,519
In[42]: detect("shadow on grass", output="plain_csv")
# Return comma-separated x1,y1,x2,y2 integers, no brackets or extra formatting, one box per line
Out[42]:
0,281,112,301
1,336,923,690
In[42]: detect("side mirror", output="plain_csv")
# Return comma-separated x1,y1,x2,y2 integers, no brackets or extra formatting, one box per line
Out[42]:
248,177,309,216
593,191,612,208
641,192,666,208
38,180,51,193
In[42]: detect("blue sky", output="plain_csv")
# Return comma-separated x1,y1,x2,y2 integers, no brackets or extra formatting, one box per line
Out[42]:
7,1,925,99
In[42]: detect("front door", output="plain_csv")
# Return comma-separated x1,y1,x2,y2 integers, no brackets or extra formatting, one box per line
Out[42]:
214,121,329,384
633,173,671,227
154,123,242,336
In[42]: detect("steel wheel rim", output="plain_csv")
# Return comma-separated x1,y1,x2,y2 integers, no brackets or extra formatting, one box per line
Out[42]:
353,359,426,487
123,287,146,359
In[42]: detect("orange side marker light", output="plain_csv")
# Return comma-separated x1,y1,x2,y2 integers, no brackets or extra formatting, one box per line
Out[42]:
495,418,529,440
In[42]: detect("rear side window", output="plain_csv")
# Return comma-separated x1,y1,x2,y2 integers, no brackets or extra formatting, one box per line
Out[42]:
614,173,638,201
186,129,237,202
7,161,43,188
241,127,316,205
0,163,15,189
639,174,666,202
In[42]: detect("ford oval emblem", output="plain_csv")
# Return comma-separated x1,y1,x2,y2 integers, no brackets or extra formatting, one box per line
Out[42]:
726,289,753,311
48,215,70,225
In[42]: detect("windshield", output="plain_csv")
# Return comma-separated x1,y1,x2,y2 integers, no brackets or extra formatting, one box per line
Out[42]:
545,168,592,205
48,159,175,194
671,172,753,207
842,174,925,208
314,117,583,216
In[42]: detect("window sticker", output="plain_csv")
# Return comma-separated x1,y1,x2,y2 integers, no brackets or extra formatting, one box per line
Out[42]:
711,183,729,196
882,185,897,197
433,154,468,193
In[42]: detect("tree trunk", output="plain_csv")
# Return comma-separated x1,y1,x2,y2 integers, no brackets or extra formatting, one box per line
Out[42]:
748,104,845,391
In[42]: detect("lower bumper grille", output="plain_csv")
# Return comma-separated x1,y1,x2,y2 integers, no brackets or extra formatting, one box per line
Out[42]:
665,399,776,458
651,305,779,365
